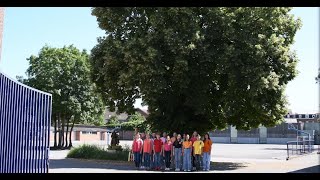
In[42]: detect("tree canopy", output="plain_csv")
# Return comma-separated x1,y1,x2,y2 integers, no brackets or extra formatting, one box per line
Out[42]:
90,7,301,134
19,45,105,147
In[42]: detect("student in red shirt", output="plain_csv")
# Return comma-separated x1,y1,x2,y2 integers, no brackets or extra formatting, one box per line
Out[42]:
153,133,163,171
132,133,143,169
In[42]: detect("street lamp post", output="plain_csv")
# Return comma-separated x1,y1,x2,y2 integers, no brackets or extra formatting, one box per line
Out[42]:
316,69,320,121
316,69,320,154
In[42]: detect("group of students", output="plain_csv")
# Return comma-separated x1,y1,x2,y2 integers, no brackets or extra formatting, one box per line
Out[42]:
131,131,213,172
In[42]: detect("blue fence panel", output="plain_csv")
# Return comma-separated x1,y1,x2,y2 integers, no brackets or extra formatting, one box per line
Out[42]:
0,71,52,173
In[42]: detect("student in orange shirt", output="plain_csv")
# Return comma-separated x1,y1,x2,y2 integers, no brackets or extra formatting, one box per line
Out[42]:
143,134,152,170
182,134,192,172
202,133,213,171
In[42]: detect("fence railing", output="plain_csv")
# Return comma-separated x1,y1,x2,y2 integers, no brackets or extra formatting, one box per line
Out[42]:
0,71,52,173
286,140,315,160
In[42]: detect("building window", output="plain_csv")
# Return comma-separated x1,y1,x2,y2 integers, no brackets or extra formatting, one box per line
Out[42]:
82,131,97,135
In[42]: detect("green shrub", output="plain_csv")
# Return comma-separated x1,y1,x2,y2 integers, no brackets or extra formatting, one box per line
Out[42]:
122,144,131,152
67,144,129,161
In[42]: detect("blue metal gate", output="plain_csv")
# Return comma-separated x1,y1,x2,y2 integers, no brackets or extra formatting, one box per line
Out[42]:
0,71,52,173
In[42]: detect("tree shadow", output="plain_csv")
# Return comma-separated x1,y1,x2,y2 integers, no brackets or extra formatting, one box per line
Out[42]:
210,162,248,171
49,158,248,172
49,158,134,171
288,165,320,173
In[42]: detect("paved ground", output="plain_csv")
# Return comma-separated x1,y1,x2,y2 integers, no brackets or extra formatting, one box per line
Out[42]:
49,141,320,173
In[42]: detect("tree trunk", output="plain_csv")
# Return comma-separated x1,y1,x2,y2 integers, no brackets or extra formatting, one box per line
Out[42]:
61,114,65,148
58,113,62,148
65,116,70,148
53,114,57,148
68,116,76,148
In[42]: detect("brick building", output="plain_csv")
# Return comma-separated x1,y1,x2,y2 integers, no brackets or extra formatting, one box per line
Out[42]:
49,125,109,142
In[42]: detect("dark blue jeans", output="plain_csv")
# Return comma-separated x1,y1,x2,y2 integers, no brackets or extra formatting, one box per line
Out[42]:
183,148,192,171
134,152,141,168
144,153,151,168
154,152,161,168
174,148,182,170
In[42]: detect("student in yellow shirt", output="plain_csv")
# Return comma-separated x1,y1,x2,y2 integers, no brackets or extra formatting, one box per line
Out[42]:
193,134,204,171
182,134,192,172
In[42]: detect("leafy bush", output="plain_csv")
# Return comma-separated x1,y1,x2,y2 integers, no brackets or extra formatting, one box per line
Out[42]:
67,144,129,161
122,144,131,152
105,112,151,132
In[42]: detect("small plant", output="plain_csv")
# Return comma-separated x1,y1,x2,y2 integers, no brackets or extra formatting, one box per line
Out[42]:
122,144,131,152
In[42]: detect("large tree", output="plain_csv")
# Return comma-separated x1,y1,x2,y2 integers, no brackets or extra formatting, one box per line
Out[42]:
18,45,105,148
90,7,301,134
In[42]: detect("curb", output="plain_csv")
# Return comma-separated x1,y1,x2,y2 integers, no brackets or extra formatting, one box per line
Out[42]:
67,158,133,165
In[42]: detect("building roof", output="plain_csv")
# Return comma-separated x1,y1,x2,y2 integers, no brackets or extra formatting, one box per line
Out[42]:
104,107,129,121
135,108,149,117
104,107,149,124
50,125,111,132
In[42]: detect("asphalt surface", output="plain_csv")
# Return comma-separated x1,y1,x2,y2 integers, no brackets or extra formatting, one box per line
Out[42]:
49,141,320,173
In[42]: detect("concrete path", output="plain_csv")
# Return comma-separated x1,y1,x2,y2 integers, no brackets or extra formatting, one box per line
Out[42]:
49,142,320,173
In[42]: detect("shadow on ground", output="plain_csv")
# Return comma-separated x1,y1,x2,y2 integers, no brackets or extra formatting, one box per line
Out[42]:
49,159,133,171
49,158,248,172
288,165,320,173
211,162,248,171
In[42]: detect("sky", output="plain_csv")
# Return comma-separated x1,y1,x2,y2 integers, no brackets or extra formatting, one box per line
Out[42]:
0,7,319,113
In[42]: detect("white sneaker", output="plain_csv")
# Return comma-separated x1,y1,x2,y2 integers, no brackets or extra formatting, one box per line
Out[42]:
187,170,191,172
175,168,179,171
184,170,187,172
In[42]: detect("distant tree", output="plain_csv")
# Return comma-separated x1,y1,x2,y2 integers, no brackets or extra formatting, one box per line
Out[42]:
91,7,301,134
107,115,120,125
19,45,105,149
120,112,149,132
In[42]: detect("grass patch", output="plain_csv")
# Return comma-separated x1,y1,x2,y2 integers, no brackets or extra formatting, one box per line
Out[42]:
67,144,129,161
